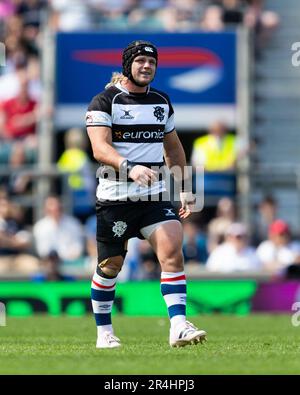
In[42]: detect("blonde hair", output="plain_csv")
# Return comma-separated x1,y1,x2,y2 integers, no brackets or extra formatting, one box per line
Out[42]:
105,72,128,89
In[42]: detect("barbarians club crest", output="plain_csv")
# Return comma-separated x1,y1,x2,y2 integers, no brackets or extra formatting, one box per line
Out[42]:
112,221,127,237
153,106,165,122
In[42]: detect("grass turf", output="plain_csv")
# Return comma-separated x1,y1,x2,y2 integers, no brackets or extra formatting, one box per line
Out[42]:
0,314,300,375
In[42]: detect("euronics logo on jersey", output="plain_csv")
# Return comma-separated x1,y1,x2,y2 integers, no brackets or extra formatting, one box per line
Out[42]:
115,130,164,140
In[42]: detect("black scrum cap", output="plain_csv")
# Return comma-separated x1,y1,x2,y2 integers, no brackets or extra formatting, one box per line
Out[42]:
122,40,158,79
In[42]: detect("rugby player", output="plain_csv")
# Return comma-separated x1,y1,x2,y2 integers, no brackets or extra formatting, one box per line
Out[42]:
86,40,207,348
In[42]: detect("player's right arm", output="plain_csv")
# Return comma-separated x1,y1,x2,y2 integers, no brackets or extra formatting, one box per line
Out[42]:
86,92,157,186
87,125,124,170
87,125,157,186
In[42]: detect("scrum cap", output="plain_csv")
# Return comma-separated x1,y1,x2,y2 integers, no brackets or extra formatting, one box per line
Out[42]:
122,40,158,80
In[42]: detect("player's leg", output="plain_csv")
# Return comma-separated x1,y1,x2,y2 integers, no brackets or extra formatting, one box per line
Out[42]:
141,219,206,347
91,241,127,349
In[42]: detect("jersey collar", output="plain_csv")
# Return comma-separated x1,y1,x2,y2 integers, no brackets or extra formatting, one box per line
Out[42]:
116,82,150,96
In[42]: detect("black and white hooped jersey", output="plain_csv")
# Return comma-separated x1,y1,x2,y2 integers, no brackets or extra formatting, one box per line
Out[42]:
86,82,175,202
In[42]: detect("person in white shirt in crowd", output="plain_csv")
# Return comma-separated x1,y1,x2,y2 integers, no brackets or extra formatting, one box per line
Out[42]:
206,222,261,273
256,219,300,275
33,195,84,279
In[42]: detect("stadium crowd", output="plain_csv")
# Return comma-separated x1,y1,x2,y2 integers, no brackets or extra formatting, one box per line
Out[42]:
0,0,290,282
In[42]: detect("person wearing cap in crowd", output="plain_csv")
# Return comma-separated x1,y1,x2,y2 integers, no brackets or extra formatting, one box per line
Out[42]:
256,219,300,275
206,222,261,272
85,40,206,349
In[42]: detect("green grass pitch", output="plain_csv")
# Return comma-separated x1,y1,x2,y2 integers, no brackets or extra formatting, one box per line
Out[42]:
0,314,300,374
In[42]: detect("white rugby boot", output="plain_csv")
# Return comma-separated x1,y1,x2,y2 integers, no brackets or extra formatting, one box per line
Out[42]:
96,331,121,349
169,321,207,347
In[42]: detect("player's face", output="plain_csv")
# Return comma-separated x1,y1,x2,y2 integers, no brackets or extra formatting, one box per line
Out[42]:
131,55,156,86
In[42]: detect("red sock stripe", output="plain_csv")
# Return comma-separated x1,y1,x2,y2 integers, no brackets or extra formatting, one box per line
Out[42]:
92,280,116,289
160,274,186,283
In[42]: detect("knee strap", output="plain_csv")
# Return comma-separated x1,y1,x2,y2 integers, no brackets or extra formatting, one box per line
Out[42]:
97,240,128,262
96,241,128,276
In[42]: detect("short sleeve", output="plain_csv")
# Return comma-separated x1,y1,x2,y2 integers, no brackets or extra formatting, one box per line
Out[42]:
85,93,112,127
164,95,175,134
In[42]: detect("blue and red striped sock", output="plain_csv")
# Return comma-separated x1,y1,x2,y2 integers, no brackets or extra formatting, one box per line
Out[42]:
91,272,117,337
160,271,187,328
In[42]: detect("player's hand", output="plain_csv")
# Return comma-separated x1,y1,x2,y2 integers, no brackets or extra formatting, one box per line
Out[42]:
128,165,158,187
179,191,196,219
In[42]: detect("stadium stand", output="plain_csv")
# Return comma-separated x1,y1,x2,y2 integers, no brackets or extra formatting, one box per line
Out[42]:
251,0,300,236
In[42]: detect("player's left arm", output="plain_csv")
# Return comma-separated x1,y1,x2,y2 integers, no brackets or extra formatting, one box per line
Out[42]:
163,129,195,219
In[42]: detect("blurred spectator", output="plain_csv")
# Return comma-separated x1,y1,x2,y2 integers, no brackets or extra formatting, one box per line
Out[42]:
57,127,95,220
0,73,37,141
44,0,279,39
0,60,41,102
15,0,46,29
127,7,163,31
253,195,277,246
244,0,279,55
221,0,244,25
207,197,236,252
33,196,84,280
155,6,179,31
191,121,248,205
256,220,300,276
50,0,94,31
0,141,33,196
199,5,224,31
182,220,208,264
0,195,39,275
206,222,261,272
3,15,27,73
191,121,247,172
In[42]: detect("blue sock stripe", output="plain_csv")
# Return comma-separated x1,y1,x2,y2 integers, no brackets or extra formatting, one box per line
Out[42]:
94,313,112,326
168,304,186,319
91,288,115,302
160,284,186,296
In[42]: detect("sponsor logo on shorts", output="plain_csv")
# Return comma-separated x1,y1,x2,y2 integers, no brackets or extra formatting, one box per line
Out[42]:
112,221,127,237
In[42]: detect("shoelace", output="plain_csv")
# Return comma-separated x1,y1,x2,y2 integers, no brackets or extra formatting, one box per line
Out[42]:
103,332,120,345
185,321,198,330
